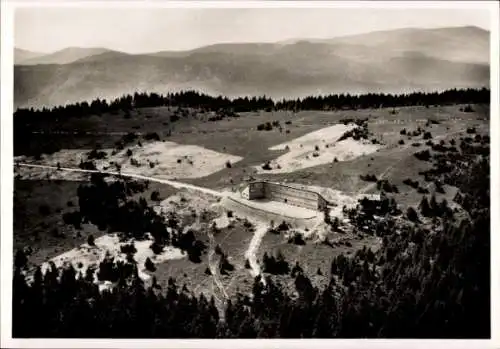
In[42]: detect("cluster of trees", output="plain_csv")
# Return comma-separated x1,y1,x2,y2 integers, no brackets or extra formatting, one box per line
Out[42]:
257,120,281,131
262,251,290,275
338,122,370,142
414,150,432,161
14,88,489,124
376,179,398,193
418,195,453,219
66,173,206,261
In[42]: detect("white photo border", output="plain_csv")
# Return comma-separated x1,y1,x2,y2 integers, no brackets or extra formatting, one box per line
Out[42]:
1,1,498,348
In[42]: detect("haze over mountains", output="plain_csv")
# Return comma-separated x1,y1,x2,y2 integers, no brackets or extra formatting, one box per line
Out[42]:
14,26,490,108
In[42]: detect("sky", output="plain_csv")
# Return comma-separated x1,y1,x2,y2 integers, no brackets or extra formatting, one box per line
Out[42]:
14,7,491,54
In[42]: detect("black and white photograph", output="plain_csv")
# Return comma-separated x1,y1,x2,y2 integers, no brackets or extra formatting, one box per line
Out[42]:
1,1,498,347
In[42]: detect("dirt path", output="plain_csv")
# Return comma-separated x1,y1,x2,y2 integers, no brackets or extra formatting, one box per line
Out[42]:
207,231,229,319
244,223,267,279
16,163,223,197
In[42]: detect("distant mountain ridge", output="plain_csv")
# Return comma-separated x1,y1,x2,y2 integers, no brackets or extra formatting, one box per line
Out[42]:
17,47,113,65
14,26,490,108
14,48,47,65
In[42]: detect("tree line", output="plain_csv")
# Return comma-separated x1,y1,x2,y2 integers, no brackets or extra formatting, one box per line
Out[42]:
14,88,489,123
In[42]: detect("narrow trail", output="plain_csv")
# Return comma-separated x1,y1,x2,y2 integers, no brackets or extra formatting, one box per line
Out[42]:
206,230,229,320
244,223,267,280
16,163,223,197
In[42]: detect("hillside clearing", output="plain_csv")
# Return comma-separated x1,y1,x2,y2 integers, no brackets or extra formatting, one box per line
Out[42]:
16,141,243,180
37,233,186,290
255,124,381,174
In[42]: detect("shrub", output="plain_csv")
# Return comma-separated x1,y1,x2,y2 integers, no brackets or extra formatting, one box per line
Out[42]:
277,220,290,232
130,158,140,167
144,132,161,141
87,149,107,160
243,219,254,229
398,139,405,145
122,132,138,144
15,249,28,269
38,204,51,216
150,242,164,255
215,244,223,255
120,244,137,255
151,191,161,201
403,178,419,188
262,161,272,170
462,105,474,112
360,174,378,182
466,127,476,134
417,186,430,194
126,149,133,157
406,207,419,222
262,251,289,275
79,160,97,170
288,232,306,245
377,179,398,193
400,128,407,135
423,132,433,140
220,254,234,275
419,196,432,217
414,150,431,161
145,257,156,272
225,160,232,168
87,234,95,246
257,122,273,131
435,182,446,194
62,211,82,229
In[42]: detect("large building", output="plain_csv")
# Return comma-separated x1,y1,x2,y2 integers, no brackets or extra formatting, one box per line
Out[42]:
241,181,329,212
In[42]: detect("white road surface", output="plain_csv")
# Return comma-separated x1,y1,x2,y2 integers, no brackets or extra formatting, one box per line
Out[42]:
16,163,223,197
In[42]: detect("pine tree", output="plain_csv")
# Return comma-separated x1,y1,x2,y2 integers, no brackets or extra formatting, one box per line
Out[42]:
419,196,432,217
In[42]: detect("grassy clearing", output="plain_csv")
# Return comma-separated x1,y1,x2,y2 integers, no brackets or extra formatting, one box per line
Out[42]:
13,179,98,268
17,105,489,192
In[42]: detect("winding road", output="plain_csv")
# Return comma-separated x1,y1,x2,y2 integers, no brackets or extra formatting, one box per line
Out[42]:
16,163,223,197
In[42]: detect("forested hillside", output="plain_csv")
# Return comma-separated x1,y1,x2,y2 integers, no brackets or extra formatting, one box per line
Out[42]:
12,127,490,338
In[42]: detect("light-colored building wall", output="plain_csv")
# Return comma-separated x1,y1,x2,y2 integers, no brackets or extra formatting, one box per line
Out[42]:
244,181,329,211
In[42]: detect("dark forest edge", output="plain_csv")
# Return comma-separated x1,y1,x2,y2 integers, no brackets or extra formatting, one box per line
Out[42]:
12,128,490,338
15,87,490,122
